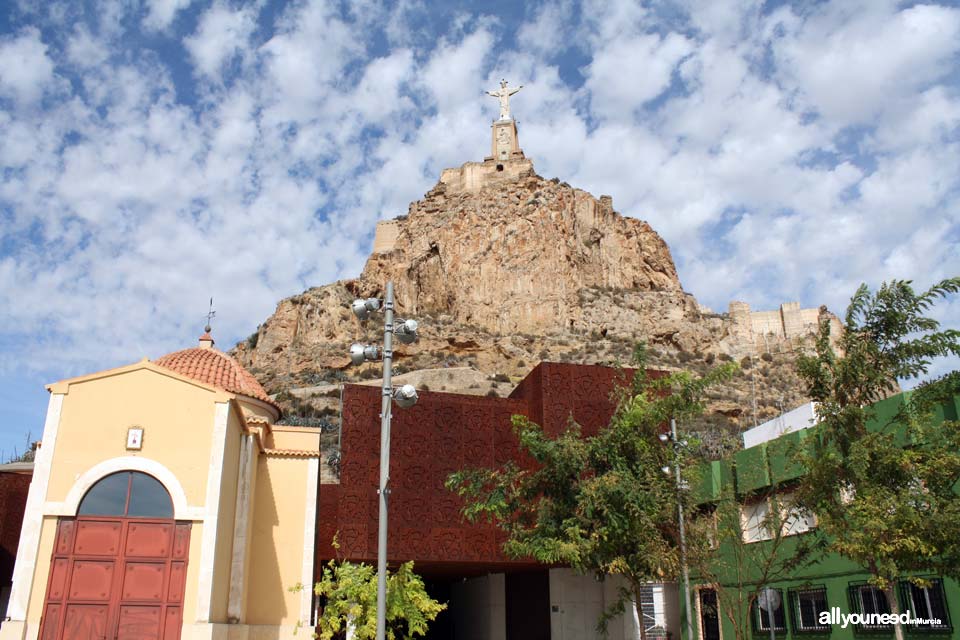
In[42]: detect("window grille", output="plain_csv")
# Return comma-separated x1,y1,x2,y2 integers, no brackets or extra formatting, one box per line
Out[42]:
788,587,830,633
899,578,952,632
846,583,891,632
752,588,787,634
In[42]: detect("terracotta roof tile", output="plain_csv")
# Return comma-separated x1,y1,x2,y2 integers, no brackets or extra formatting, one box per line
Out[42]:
154,346,280,412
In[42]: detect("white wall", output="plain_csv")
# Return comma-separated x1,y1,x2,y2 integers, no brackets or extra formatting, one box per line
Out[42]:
451,574,506,640
742,402,817,448
549,570,677,640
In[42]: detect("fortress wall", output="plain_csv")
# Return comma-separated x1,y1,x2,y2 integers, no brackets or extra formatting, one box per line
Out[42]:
727,301,836,350
372,220,400,254
439,158,534,194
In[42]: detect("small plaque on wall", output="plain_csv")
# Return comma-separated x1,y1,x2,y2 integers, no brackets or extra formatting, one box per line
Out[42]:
126,427,144,450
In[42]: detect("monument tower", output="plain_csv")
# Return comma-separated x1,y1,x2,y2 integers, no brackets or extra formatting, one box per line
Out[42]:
485,79,525,163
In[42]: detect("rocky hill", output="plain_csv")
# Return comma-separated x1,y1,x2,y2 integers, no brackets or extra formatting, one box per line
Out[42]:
231,122,839,478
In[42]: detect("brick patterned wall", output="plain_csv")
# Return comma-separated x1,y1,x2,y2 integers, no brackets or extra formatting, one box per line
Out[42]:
316,362,647,572
0,472,31,584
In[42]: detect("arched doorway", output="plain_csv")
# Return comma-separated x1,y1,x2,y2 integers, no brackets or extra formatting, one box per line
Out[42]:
39,471,190,640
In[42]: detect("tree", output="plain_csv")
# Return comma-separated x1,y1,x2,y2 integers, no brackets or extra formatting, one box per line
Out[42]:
305,538,446,640
795,278,960,640
687,472,817,640
446,346,736,638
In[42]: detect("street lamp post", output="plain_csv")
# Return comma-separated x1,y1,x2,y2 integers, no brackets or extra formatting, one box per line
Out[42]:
347,281,419,640
661,419,694,640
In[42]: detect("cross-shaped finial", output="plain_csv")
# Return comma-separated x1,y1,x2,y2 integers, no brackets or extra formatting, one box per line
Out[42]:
205,297,216,333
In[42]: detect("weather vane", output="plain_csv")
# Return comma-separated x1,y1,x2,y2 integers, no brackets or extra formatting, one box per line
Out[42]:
205,298,216,333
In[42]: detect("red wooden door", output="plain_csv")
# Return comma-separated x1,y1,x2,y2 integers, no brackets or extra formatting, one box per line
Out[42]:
40,518,190,640
38,471,190,640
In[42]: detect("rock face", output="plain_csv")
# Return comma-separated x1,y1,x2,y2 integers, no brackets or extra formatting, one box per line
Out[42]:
358,175,681,335
231,136,840,469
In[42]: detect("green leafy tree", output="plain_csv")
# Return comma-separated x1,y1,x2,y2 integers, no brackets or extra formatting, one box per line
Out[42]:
305,539,446,640
446,345,736,638
687,474,817,640
795,278,960,640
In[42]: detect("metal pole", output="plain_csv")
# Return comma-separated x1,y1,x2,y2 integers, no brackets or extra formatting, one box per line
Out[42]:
375,282,395,640
673,418,694,640
767,595,776,640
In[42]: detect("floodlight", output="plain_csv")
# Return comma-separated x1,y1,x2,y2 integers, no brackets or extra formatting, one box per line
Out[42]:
661,465,672,476
351,298,381,321
349,343,379,366
658,433,670,443
393,384,419,409
394,318,419,344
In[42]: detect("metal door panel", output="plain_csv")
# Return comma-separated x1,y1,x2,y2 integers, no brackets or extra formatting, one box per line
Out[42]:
166,562,185,601
125,523,172,558
73,521,122,556
162,607,181,640
68,560,115,601
62,603,109,640
115,605,161,640
47,558,69,600
172,524,190,559
121,562,166,601
39,603,61,640
55,521,75,554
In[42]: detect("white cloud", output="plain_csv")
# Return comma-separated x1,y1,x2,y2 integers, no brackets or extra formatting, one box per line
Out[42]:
584,32,693,122
775,2,960,126
184,2,258,80
0,28,55,106
143,0,193,31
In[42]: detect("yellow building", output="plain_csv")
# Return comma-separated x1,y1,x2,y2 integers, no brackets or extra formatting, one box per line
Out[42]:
0,331,320,640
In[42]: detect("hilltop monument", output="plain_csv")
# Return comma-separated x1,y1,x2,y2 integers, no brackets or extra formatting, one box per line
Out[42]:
486,79,523,120
484,79,526,165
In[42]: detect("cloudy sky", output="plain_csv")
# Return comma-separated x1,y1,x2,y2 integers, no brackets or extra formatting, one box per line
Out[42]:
0,0,958,456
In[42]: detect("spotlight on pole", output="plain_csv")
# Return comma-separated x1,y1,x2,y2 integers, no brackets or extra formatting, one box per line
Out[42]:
393,384,419,409
351,298,381,321
349,343,379,366
661,465,672,476
394,318,419,344
658,432,670,443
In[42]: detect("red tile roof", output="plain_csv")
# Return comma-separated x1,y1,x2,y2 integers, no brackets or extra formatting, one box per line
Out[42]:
154,345,279,412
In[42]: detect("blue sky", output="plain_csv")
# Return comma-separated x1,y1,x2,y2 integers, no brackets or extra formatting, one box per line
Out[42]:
0,0,958,457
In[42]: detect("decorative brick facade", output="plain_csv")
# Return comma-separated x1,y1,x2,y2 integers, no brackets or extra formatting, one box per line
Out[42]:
316,362,653,576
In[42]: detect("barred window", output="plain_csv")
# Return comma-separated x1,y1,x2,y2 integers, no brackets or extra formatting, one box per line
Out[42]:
752,589,787,634
789,587,830,633
847,584,891,631
900,579,951,632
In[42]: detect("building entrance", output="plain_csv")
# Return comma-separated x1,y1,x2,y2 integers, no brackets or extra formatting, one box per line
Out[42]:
38,471,190,640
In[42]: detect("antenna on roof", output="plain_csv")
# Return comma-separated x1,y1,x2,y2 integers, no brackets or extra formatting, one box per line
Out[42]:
205,297,216,333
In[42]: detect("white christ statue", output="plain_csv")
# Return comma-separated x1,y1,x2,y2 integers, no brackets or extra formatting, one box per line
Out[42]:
486,79,523,120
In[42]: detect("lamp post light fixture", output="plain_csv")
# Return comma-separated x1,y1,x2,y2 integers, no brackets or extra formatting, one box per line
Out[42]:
346,281,419,640
662,420,695,640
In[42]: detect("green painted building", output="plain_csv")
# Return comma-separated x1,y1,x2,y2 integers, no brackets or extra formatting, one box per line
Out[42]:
683,392,960,640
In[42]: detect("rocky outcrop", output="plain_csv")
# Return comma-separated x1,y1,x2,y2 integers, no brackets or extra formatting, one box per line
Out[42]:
232,157,838,463
358,175,681,335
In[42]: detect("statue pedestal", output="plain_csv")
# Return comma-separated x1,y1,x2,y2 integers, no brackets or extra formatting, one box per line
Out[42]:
490,119,522,163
